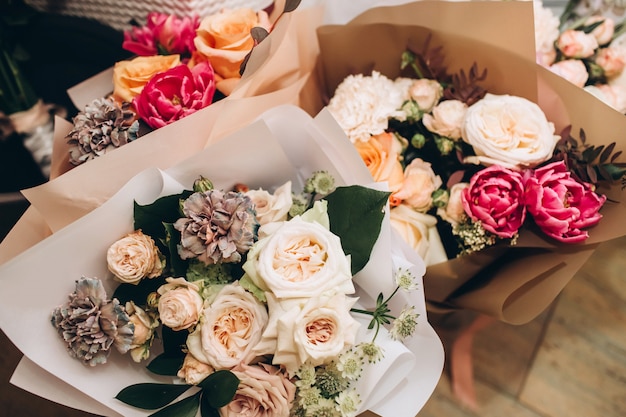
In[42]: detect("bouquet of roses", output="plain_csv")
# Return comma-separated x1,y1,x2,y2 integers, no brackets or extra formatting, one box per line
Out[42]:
308,1,626,324
0,105,443,417
534,0,626,113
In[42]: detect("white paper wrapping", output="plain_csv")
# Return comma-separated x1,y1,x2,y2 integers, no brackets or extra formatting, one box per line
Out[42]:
0,105,443,416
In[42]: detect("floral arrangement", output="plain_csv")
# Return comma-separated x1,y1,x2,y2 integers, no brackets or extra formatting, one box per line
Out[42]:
326,34,626,266
534,0,626,113
65,5,282,167
49,169,424,417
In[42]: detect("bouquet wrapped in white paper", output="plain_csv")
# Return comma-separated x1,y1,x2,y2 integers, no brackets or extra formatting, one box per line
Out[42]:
0,105,443,417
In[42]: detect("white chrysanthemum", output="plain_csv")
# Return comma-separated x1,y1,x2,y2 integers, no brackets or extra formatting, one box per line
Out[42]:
327,71,409,143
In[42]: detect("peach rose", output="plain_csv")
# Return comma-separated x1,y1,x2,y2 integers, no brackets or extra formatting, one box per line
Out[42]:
393,158,442,212
112,55,180,103
556,29,599,59
422,99,468,140
107,230,164,284
194,8,272,93
177,353,214,385
157,278,204,331
354,132,405,196
595,47,626,78
549,59,589,88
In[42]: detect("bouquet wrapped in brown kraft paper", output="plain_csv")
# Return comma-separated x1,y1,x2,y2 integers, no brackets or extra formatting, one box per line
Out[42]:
0,3,324,264
305,0,626,325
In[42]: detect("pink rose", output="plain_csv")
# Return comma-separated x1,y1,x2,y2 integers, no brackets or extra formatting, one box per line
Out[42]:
134,61,216,129
222,363,296,417
525,161,606,243
595,47,626,78
549,60,589,88
462,165,526,238
123,12,200,57
585,16,615,46
557,29,599,58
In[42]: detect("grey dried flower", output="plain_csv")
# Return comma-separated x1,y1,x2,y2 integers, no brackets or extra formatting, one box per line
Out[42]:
67,97,139,166
51,277,134,366
174,190,259,265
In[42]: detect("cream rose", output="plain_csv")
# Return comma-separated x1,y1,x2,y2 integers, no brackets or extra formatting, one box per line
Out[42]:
177,353,214,385
354,132,405,196
112,55,180,103
549,59,589,88
422,99,467,140
254,292,359,376
436,182,470,226
390,204,448,266
194,8,271,94
393,158,442,212
243,215,354,300
222,363,296,417
107,230,165,284
556,29,599,59
408,78,443,113
246,181,292,226
186,282,267,369
157,278,204,331
461,93,560,169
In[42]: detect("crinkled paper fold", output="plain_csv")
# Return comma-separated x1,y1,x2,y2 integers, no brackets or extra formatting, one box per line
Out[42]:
306,1,626,324
0,105,443,417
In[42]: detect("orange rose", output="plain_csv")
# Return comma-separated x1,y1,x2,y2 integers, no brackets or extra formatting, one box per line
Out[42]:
354,132,405,204
193,8,271,93
112,55,180,103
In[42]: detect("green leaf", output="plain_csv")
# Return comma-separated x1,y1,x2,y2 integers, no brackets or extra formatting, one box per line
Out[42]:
134,191,193,252
112,276,166,306
115,383,191,409
149,391,200,417
325,186,390,275
147,353,186,376
161,326,189,357
198,370,240,408
163,222,188,277
200,394,222,417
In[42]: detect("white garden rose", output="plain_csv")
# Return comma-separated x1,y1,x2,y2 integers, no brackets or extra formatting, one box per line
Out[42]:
243,212,354,299
254,292,360,376
186,282,268,369
461,94,560,169
422,99,467,140
408,78,443,112
327,71,408,143
246,181,292,227
107,230,164,284
390,204,448,266
157,278,204,331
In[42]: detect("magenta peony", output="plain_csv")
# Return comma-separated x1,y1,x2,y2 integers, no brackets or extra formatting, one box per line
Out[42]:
525,161,606,243
133,61,216,129
462,165,527,238
123,12,200,57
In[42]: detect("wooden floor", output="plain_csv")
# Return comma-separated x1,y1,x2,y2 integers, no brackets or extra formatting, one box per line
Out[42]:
0,230,625,417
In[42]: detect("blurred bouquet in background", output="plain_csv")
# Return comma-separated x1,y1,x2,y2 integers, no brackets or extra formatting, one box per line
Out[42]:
534,0,626,113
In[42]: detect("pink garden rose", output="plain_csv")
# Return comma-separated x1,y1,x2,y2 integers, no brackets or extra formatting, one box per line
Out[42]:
585,16,615,46
462,165,526,238
556,29,599,59
595,47,626,78
549,59,589,88
123,12,200,57
134,61,216,129
525,161,606,243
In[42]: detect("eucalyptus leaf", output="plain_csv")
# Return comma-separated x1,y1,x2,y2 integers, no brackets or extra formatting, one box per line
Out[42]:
147,353,186,376
115,383,191,409
325,186,390,275
149,392,200,417
198,370,240,408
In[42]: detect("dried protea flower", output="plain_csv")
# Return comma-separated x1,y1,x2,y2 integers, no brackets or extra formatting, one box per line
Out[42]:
67,97,140,166
51,277,134,366
174,190,258,265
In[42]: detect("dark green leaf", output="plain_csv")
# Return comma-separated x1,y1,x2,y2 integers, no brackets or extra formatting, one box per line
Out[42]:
115,383,191,409
600,142,616,164
284,0,302,12
161,326,189,357
134,191,193,251
198,370,240,408
149,391,200,417
611,150,622,163
582,145,603,163
147,353,186,376
325,186,390,275
112,276,166,306
200,393,222,417
163,222,188,277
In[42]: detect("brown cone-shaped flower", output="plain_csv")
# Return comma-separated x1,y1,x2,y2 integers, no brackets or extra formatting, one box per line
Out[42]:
174,190,258,265
51,277,134,366
67,97,140,166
